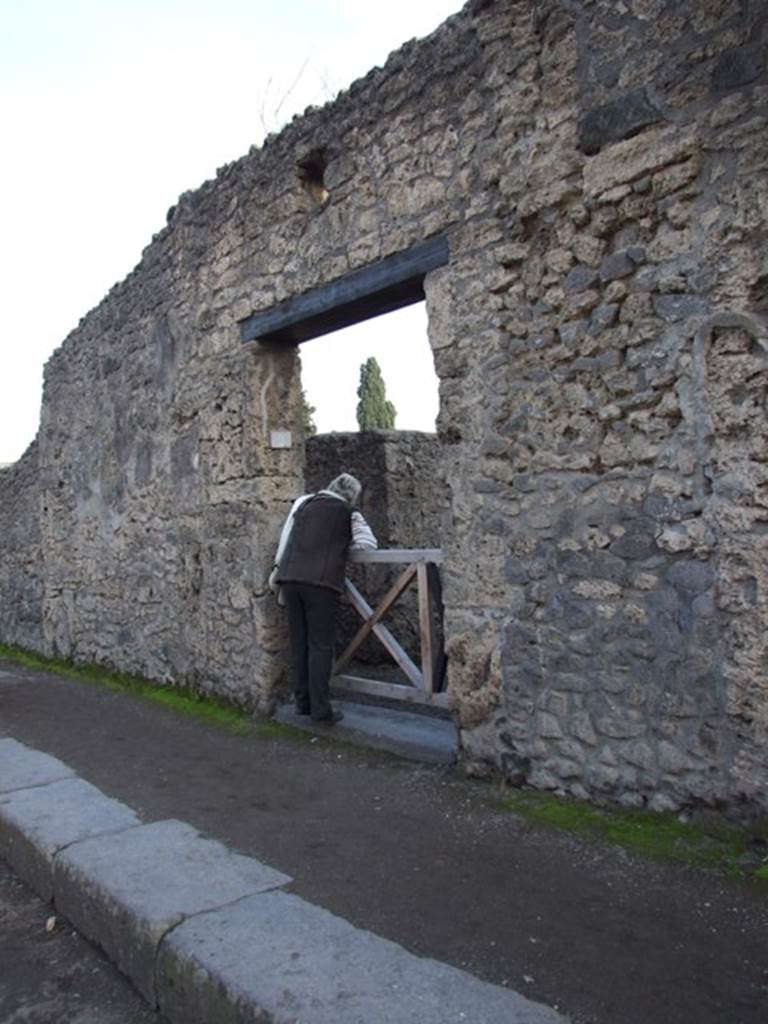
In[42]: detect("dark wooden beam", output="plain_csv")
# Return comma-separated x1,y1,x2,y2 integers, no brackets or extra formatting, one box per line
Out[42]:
238,235,449,345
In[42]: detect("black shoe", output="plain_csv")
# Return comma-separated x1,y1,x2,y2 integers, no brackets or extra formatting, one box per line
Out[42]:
311,709,344,725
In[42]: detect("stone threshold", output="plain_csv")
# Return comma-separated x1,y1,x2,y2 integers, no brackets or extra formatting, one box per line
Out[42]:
274,698,459,765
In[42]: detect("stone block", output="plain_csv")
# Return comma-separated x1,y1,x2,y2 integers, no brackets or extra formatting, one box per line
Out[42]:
711,44,766,92
666,561,715,594
588,763,620,790
157,890,567,1024
571,235,605,267
648,792,680,813
594,712,646,740
0,777,140,902
578,88,665,156
658,740,697,775
600,252,635,282
0,737,74,793
570,711,597,746
536,711,564,738
573,580,622,600
583,125,697,198
563,265,600,293
652,294,708,322
609,530,657,561
548,757,581,779
55,819,291,1006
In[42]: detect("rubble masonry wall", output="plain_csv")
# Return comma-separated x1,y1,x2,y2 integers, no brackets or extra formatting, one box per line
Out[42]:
1,0,766,817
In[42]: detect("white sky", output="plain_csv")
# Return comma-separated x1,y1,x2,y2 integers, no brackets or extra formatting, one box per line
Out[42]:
300,304,438,434
0,0,462,464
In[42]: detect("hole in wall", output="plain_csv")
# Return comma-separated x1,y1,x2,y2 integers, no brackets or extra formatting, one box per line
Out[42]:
297,148,329,205
750,273,768,315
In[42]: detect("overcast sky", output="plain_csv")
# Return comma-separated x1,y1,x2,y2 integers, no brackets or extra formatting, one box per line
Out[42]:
0,0,463,463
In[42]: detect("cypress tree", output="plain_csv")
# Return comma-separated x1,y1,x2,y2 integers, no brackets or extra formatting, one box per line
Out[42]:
356,357,397,430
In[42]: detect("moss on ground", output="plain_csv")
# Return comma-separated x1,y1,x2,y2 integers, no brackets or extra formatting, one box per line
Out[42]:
0,643,309,742
499,787,768,883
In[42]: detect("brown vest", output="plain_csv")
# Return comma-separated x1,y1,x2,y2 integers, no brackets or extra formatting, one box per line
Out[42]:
276,494,352,593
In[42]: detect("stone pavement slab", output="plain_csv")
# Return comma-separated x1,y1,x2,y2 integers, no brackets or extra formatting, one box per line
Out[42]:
0,736,75,792
158,889,566,1024
0,774,140,901
55,818,292,1006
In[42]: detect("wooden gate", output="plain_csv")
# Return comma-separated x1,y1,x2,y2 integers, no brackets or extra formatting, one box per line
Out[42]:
331,548,448,709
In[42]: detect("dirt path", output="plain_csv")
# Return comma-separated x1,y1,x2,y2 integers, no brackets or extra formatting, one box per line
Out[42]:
1,661,766,1024
0,858,166,1023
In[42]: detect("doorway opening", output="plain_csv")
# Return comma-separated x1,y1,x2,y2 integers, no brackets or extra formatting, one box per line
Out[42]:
300,304,445,712
239,236,450,712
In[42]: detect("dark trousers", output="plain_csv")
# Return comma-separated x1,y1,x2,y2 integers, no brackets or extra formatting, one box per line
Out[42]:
282,582,339,721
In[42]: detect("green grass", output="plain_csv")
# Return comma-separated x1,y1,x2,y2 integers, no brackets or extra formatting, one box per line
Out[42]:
499,786,768,882
0,642,309,741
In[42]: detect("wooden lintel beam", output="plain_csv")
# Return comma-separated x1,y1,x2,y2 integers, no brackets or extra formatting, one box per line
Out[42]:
239,235,449,345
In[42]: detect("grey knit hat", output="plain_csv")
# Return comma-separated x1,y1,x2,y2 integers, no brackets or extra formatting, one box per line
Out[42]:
327,473,362,505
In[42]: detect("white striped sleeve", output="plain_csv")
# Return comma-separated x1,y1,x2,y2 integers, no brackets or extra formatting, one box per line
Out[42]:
274,495,310,566
350,510,378,550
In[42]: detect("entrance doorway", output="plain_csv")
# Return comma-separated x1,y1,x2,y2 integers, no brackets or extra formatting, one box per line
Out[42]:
239,236,450,712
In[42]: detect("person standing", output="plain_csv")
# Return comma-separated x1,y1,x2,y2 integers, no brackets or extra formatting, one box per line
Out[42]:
269,473,377,723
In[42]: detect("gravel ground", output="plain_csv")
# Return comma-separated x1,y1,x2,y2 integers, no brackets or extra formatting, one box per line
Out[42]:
0,859,166,1024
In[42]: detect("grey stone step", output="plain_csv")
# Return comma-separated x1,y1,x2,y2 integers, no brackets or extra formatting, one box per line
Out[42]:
274,699,458,764
0,736,75,792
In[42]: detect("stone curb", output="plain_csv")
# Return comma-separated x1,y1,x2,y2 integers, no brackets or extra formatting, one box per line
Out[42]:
55,818,291,1005
0,736,75,792
0,738,569,1024
0,775,141,902
157,889,567,1024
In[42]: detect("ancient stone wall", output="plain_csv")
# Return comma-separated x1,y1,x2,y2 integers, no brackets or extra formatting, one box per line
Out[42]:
444,0,768,815
0,443,44,652
0,0,766,818
446,0,768,819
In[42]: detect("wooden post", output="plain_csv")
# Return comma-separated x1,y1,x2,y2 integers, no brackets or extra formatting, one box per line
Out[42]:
417,562,435,694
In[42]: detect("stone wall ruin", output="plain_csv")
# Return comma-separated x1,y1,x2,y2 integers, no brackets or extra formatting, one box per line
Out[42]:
1,0,766,819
